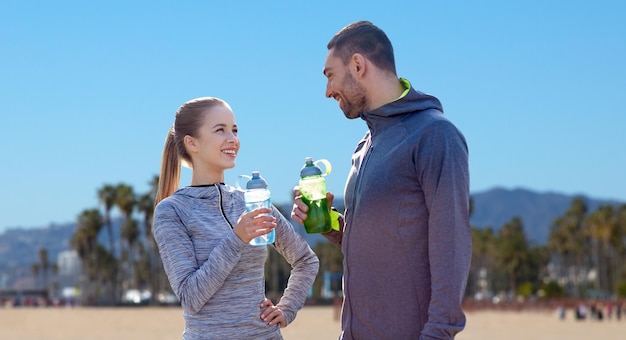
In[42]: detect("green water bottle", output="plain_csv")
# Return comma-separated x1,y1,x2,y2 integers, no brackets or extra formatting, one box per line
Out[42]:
299,157,333,233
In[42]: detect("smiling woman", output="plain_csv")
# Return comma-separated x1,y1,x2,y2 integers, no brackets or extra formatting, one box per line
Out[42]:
150,97,319,340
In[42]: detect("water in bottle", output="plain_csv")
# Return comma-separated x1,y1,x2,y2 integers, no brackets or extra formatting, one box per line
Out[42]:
299,157,332,233
243,171,275,246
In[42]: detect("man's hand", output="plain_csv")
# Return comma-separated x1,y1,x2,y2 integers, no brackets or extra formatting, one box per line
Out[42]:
291,187,335,224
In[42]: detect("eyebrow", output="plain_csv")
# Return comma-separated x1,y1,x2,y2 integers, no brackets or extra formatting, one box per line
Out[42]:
212,123,237,129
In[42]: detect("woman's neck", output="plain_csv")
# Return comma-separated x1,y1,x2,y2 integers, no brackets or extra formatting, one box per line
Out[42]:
191,171,224,186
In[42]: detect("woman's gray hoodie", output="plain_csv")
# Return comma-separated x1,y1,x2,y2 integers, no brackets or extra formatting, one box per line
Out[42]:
153,184,319,339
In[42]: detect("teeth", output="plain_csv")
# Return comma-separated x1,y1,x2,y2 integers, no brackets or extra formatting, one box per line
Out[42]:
223,150,236,155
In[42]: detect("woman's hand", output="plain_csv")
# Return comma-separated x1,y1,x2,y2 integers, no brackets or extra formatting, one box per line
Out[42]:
234,208,276,243
260,298,286,328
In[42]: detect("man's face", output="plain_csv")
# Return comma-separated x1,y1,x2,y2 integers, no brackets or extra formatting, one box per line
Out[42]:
323,49,367,119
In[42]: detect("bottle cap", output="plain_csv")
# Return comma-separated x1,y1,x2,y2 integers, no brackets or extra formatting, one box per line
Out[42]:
300,157,322,177
246,171,268,189
300,157,333,177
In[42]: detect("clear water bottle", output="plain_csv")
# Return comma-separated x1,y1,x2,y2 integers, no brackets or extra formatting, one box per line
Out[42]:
299,157,333,234
243,171,275,246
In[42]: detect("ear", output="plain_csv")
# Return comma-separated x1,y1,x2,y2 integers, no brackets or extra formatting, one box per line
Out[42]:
352,53,366,79
183,135,198,153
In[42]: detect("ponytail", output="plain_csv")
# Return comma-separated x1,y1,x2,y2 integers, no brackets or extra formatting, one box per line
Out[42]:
155,126,181,207
154,97,227,207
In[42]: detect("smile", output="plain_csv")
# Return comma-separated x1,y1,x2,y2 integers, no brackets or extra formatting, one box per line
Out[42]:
222,149,237,156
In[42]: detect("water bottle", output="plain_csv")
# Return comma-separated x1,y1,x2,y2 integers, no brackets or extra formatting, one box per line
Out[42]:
299,157,333,233
242,171,275,246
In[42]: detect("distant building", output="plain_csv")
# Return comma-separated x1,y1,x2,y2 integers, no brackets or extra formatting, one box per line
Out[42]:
57,250,80,276
0,272,8,289
57,250,80,288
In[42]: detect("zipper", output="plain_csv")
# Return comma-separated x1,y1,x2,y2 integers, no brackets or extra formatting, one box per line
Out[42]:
344,133,374,336
352,140,374,202
215,184,233,229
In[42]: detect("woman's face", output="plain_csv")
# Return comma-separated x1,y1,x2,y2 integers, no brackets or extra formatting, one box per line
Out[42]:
188,104,240,174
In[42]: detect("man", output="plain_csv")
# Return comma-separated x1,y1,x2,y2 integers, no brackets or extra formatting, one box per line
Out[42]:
291,21,471,339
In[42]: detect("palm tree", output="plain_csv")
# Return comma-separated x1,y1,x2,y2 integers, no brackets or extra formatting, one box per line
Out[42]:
312,242,343,300
122,219,139,288
136,175,159,300
98,184,117,257
547,197,589,297
115,183,136,292
495,217,529,298
98,184,119,303
616,204,626,295
586,205,618,295
38,248,51,294
137,192,156,242
470,227,495,299
71,208,104,305
115,183,136,226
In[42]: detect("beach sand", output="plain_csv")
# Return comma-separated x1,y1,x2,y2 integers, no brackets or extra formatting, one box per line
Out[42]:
1,305,625,339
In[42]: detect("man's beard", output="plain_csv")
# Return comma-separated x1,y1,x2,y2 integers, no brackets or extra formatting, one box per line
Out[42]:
340,72,368,119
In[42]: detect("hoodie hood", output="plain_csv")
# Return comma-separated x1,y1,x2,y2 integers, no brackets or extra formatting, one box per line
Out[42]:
361,85,443,130
162,183,245,227
173,183,241,201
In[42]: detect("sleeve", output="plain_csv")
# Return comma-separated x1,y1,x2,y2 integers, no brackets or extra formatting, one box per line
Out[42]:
416,120,472,339
152,200,247,315
322,210,344,247
271,207,319,326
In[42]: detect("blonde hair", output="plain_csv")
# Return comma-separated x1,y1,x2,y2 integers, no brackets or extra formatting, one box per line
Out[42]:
154,97,229,207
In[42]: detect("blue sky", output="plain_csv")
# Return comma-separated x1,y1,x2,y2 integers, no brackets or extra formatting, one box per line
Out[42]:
1,1,624,232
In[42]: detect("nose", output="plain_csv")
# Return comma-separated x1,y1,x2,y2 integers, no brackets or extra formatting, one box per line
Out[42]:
325,81,333,99
227,132,238,143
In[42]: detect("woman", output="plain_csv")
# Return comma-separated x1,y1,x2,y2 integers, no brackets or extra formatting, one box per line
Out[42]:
153,97,319,339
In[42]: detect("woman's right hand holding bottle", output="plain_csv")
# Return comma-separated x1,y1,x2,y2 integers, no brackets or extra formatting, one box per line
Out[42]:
234,208,276,244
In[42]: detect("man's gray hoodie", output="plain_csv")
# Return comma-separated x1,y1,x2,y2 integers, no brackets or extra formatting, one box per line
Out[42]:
325,83,471,339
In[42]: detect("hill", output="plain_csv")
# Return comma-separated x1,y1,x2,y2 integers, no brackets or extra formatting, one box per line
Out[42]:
0,222,75,267
470,187,620,244
0,187,622,271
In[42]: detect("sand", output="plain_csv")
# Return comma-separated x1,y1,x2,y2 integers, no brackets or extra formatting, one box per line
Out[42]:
1,305,625,339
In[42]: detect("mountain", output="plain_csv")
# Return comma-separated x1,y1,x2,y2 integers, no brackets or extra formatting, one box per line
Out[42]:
0,222,75,268
0,187,622,272
470,187,621,244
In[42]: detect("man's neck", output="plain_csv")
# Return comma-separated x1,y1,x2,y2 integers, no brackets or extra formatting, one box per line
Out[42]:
366,75,404,110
